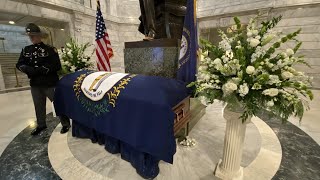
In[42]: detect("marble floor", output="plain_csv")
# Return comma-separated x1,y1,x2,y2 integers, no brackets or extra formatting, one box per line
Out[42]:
47,103,281,180
0,90,52,155
0,90,319,180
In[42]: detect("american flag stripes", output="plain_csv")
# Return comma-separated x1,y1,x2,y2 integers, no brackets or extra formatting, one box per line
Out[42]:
95,0,113,71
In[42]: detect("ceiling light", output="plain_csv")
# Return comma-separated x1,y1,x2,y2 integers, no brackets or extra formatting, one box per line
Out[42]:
61,28,65,31
9,21,15,24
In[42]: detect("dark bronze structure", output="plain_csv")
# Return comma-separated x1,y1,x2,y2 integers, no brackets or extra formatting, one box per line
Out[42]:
138,0,187,40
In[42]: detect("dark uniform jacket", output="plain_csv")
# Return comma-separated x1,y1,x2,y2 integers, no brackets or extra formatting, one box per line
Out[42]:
16,42,61,87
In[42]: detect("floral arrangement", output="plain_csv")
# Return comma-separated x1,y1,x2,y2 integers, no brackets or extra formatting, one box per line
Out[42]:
58,38,94,75
189,15,314,122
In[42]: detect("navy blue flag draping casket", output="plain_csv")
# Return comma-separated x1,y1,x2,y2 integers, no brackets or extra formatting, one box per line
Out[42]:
53,71,190,179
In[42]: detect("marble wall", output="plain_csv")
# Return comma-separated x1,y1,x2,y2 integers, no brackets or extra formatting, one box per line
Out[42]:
198,1,320,88
0,0,143,72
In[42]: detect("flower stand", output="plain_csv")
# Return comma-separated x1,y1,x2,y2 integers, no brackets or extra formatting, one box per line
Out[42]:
214,105,251,180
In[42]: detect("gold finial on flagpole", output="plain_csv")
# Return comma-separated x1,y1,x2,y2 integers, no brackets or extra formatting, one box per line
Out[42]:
97,0,100,7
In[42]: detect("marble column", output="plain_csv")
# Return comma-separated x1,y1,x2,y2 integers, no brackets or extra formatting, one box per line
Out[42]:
214,106,250,180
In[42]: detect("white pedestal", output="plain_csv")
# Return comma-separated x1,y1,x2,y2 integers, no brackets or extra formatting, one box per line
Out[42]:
214,105,250,180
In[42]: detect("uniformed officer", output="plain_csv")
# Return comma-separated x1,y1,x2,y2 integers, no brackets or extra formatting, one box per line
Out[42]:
16,23,70,135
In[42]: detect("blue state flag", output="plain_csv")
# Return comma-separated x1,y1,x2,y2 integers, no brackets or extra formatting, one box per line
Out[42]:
177,0,198,84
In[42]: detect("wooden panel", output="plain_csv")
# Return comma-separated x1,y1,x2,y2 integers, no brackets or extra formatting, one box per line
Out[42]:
173,96,191,135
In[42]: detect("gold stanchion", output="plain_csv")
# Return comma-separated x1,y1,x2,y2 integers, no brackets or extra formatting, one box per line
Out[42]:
14,67,22,88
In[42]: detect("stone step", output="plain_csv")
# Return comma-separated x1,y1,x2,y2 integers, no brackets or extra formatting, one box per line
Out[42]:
0,53,20,65
0,86,31,94
3,75,29,89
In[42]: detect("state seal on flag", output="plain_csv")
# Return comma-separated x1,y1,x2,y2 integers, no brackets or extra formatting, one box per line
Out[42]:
179,35,188,59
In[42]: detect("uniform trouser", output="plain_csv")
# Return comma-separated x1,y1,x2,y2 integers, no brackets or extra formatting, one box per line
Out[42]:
31,87,70,128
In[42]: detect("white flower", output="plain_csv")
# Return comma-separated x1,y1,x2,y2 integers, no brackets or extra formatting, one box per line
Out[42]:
246,66,255,74
222,82,238,94
198,73,210,81
252,30,259,35
267,63,274,68
252,83,262,90
267,100,274,107
219,39,232,51
66,43,72,48
281,71,294,79
225,50,234,59
239,83,249,97
247,31,253,37
255,35,261,40
204,74,211,81
281,52,288,58
198,65,207,72
268,75,281,85
70,65,76,72
263,88,279,97
261,34,275,45
231,78,241,85
286,48,294,56
67,51,73,58
249,38,260,47
222,56,229,63
213,58,222,65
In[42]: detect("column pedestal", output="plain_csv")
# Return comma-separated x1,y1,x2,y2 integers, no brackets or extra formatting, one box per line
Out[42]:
214,105,250,180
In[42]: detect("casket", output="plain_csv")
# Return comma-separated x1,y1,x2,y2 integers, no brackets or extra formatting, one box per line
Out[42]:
54,71,191,179
173,96,190,136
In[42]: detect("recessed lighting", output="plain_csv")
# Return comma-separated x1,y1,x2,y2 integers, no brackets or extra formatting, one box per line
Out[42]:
60,28,65,31
9,21,15,24
298,7,303,10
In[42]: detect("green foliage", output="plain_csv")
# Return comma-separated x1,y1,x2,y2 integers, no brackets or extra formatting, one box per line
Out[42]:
260,15,282,35
190,14,313,123
234,17,242,30
58,38,94,75
293,42,302,53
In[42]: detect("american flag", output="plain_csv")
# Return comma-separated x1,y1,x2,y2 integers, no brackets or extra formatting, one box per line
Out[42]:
95,0,113,71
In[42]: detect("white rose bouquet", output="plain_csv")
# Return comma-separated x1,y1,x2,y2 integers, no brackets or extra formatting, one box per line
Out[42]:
189,15,314,122
58,38,94,75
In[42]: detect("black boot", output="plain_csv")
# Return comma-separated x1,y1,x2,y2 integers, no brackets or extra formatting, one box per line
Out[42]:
60,126,70,134
31,126,47,136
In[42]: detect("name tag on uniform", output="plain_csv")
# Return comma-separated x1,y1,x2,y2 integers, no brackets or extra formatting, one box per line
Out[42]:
81,71,128,101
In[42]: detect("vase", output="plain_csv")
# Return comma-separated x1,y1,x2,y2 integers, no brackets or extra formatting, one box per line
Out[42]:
214,104,251,180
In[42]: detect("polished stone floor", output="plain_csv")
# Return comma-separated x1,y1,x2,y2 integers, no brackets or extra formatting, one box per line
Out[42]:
0,113,60,180
63,103,262,180
0,90,319,180
0,90,52,155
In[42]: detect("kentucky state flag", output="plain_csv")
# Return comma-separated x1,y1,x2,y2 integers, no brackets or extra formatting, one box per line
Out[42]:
177,0,198,84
